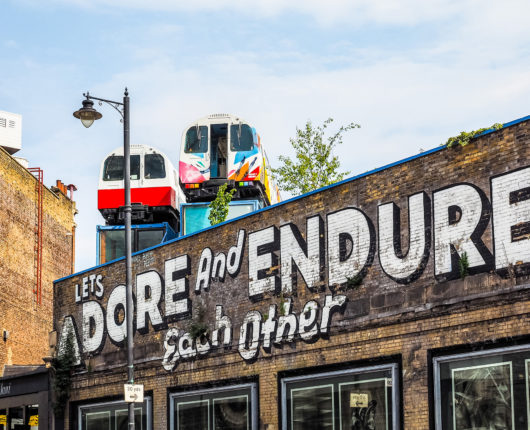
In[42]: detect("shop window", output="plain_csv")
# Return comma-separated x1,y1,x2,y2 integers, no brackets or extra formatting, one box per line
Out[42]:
78,397,151,430
281,364,399,430
433,344,530,429
170,383,257,430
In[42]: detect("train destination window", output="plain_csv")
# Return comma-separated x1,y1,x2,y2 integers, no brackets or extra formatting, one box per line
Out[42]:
185,126,208,153
230,124,253,151
78,397,151,430
281,364,399,430
103,155,141,181
144,153,166,179
137,229,164,251
170,383,257,430
433,344,530,429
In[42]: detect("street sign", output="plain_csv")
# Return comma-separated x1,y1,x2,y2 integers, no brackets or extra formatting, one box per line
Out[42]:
124,384,144,403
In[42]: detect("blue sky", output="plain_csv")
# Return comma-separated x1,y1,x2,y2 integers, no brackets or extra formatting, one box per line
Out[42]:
2,0,530,271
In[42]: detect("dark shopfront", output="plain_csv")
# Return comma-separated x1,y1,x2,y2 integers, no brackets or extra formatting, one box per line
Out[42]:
0,366,51,430
54,116,530,429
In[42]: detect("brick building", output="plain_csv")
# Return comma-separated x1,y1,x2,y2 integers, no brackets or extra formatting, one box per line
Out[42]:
0,111,77,428
54,115,530,429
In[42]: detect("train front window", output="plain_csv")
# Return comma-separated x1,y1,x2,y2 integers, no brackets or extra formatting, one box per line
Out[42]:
230,124,254,151
185,126,208,153
145,154,166,179
103,155,141,181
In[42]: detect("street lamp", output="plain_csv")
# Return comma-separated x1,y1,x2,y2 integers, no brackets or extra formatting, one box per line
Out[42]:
73,89,135,429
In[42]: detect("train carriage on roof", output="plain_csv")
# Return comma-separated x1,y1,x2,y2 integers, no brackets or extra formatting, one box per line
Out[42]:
179,113,281,206
98,144,185,231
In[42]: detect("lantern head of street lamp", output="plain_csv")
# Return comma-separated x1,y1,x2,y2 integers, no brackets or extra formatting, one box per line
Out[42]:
73,95,102,128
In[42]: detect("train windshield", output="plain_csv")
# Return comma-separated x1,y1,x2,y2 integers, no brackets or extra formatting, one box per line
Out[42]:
230,124,253,151
145,153,166,179
185,126,208,153
102,155,141,181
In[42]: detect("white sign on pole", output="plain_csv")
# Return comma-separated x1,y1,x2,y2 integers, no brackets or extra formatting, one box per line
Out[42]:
124,384,144,403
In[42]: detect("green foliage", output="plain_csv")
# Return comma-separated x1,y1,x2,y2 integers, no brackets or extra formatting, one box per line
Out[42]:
272,118,360,196
278,293,287,316
52,327,77,417
189,321,208,340
445,123,503,148
208,183,237,226
346,274,363,289
189,301,208,340
459,252,469,279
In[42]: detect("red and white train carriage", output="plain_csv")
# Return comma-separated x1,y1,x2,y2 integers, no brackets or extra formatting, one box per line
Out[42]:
98,144,185,231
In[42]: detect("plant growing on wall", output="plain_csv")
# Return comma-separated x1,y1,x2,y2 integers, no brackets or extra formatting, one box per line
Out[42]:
272,118,360,195
209,183,237,226
459,252,469,279
445,123,503,148
52,327,76,417
188,301,209,340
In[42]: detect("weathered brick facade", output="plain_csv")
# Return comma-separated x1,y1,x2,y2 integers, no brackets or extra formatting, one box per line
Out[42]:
0,146,76,374
55,116,530,429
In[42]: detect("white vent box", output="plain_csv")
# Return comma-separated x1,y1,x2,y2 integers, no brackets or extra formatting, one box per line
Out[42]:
0,111,22,155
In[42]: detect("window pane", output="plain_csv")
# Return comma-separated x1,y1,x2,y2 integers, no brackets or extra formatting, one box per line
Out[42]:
452,363,512,430
100,230,125,262
137,229,164,251
185,126,208,153
116,408,143,430
291,385,333,430
182,206,211,235
103,155,123,181
227,204,255,220
284,367,396,430
86,411,110,430
80,399,150,430
230,125,253,151
145,154,166,179
214,396,248,430
176,400,209,430
339,378,389,430
436,349,529,430
102,155,141,181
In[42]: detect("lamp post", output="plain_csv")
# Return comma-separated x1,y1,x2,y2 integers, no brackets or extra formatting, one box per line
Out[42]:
73,89,135,429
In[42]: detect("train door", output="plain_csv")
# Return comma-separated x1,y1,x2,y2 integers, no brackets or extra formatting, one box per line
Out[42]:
210,123,228,179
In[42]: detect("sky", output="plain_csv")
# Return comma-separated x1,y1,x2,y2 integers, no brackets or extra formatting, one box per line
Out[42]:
1,0,530,272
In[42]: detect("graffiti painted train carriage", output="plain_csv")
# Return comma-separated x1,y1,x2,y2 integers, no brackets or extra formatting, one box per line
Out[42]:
179,113,280,206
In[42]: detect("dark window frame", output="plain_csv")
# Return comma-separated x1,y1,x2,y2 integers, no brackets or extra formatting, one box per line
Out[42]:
169,382,258,430
280,363,400,430
77,396,152,430
432,343,530,430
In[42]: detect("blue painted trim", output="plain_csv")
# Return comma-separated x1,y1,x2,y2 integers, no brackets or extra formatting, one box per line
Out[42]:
55,114,529,283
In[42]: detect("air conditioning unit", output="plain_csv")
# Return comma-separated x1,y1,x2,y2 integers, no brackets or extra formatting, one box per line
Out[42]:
0,111,22,155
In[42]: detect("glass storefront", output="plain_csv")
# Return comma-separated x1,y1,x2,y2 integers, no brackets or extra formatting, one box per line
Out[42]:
281,364,399,430
0,405,39,430
78,397,151,430
170,383,257,430
433,344,530,429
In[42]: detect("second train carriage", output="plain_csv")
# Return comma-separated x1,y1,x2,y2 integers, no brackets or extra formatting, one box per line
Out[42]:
98,144,185,231
179,114,281,205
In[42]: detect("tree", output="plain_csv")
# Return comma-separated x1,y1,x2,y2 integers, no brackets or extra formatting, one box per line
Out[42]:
272,118,360,195
209,183,237,225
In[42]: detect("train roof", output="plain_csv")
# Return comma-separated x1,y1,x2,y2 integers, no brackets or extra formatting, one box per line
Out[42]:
102,144,172,158
182,114,252,132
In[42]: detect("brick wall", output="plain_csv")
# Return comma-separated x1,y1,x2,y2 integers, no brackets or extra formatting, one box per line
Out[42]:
55,118,530,429
0,146,76,374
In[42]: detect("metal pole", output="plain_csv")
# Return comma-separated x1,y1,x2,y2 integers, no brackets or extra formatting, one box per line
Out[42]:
123,88,135,430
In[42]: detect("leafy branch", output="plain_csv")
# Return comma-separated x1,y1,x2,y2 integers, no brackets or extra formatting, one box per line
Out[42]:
445,123,503,148
209,183,237,226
